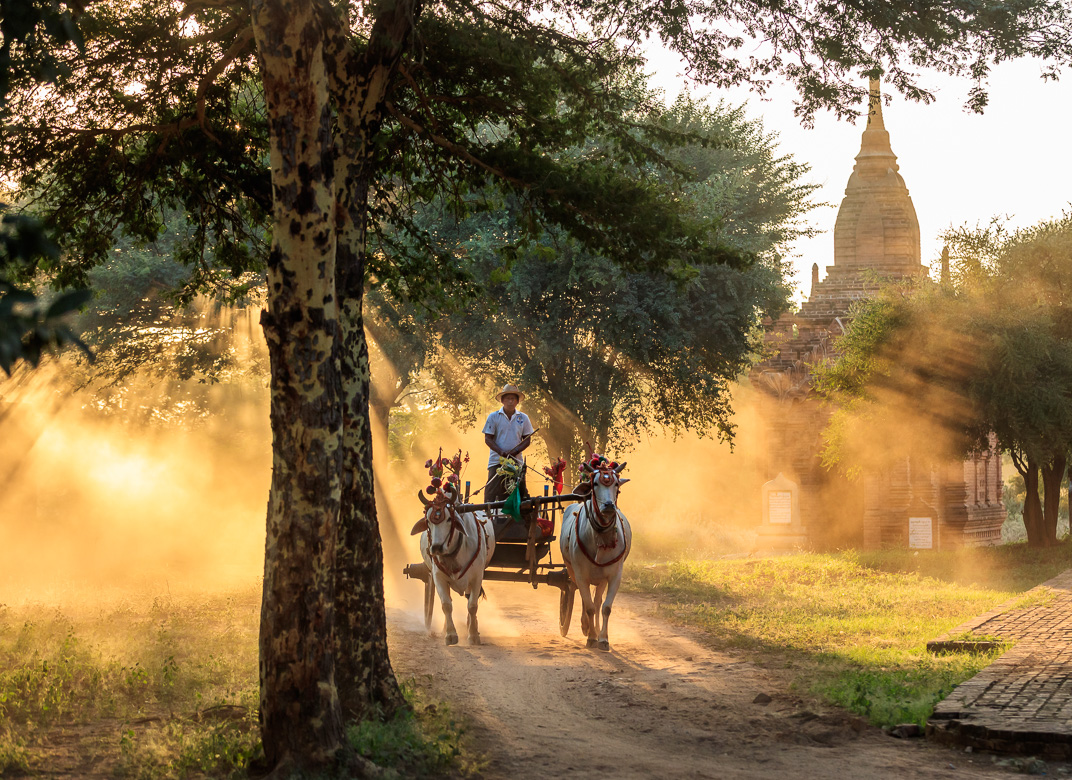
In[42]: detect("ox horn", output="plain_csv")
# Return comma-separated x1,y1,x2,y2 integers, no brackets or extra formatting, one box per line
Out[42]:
582,462,596,474
613,461,627,474
445,482,460,504
418,489,432,507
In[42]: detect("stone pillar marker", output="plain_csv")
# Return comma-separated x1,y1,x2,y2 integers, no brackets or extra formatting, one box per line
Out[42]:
907,494,939,549
757,472,807,550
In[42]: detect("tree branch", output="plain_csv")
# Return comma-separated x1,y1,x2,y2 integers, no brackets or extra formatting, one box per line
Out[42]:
1010,446,1028,478
195,26,255,142
385,102,526,188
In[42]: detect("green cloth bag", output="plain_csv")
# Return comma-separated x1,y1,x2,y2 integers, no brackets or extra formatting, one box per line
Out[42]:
503,481,523,522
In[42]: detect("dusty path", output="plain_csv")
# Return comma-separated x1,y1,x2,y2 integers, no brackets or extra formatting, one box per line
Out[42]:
388,586,1018,779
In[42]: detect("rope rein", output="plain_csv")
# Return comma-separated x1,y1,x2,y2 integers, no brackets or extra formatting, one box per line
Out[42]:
430,506,486,579
571,468,627,567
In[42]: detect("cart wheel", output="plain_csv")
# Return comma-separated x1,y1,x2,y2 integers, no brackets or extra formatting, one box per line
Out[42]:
423,576,436,632
559,585,575,637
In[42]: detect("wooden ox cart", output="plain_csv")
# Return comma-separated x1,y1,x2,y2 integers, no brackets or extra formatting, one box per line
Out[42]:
402,484,582,636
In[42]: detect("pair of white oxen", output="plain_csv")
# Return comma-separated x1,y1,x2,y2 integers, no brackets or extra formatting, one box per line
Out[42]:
411,461,632,651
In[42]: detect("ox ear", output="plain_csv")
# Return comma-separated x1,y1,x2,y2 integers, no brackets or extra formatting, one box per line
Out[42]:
617,478,630,486
410,518,428,536
573,481,593,496
418,490,432,507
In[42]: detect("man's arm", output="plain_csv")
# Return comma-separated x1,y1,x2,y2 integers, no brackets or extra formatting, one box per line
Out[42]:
485,433,506,458
507,431,534,458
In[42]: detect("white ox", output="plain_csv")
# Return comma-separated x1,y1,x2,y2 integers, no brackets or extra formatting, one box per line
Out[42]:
411,484,496,646
559,460,632,651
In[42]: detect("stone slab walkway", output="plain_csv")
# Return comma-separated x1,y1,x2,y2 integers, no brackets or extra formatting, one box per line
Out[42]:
928,569,1072,758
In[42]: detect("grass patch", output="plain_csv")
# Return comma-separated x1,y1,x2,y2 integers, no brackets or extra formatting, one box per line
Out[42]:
348,681,479,777
0,589,475,778
625,540,1072,728
0,726,29,776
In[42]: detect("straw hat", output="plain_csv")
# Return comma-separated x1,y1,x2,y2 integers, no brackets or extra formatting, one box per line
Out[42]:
495,384,525,402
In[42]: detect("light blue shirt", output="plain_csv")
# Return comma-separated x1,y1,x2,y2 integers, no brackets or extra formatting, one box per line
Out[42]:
482,407,535,469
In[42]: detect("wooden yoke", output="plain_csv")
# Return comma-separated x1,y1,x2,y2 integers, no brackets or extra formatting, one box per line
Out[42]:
458,493,585,514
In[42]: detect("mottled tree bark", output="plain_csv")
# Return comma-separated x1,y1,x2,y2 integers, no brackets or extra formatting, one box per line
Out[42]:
334,172,405,721
326,0,418,722
250,0,345,770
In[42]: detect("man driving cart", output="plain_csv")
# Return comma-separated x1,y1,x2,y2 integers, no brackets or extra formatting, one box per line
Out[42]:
482,383,535,506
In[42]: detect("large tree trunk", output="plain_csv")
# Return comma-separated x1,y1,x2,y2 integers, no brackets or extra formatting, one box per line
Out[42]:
1042,453,1067,546
251,0,345,769
1023,458,1046,548
334,172,404,721
328,0,418,723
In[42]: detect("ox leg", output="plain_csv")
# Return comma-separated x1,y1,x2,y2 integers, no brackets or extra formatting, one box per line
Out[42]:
466,585,482,645
434,575,458,646
597,567,624,651
575,576,599,648
593,580,607,638
580,588,592,636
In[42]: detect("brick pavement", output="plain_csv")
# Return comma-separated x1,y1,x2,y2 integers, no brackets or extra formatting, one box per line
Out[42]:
927,569,1072,757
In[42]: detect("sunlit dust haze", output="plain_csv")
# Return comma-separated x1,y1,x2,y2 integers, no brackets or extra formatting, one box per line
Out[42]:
0,304,272,605
0,294,949,633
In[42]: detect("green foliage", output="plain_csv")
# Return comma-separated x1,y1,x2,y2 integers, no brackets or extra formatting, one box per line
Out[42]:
0,592,262,777
625,544,1072,726
115,701,262,780
347,682,474,777
0,208,92,373
0,0,84,109
0,727,29,776
816,213,1072,500
376,96,815,462
0,592,476,778
821,662,993,727
3,0,270,298
5,0,1072,316
64,213,268,393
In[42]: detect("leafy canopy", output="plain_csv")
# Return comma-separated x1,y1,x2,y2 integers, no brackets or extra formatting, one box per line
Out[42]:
373,95,817,461
3,0,1072,316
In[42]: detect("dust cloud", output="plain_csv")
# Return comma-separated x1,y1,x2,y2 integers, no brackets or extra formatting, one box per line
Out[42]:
0,300,796,627
0,308,271,605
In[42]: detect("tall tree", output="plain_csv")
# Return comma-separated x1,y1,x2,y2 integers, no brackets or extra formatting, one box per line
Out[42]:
380,97,816,465
6,0,1072,773
816,215,1072,548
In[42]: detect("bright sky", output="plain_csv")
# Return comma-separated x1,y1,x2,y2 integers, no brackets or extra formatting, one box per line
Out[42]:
645,54,1072,298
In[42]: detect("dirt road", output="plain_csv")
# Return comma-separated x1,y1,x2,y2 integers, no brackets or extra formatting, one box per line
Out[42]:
388,586,1019,779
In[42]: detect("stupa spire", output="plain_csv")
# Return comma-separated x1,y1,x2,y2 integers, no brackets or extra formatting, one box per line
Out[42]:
867,76,885,131
830,75,921,273
856,76,897,174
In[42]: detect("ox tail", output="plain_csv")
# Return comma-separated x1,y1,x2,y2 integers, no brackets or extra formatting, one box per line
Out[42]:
480,587,487,601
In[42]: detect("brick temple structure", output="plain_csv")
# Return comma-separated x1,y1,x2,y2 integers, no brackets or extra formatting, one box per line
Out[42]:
753,79,1005,550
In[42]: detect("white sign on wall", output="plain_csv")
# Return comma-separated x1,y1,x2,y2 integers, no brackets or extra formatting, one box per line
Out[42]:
909,517,933,549
768,491,793,524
